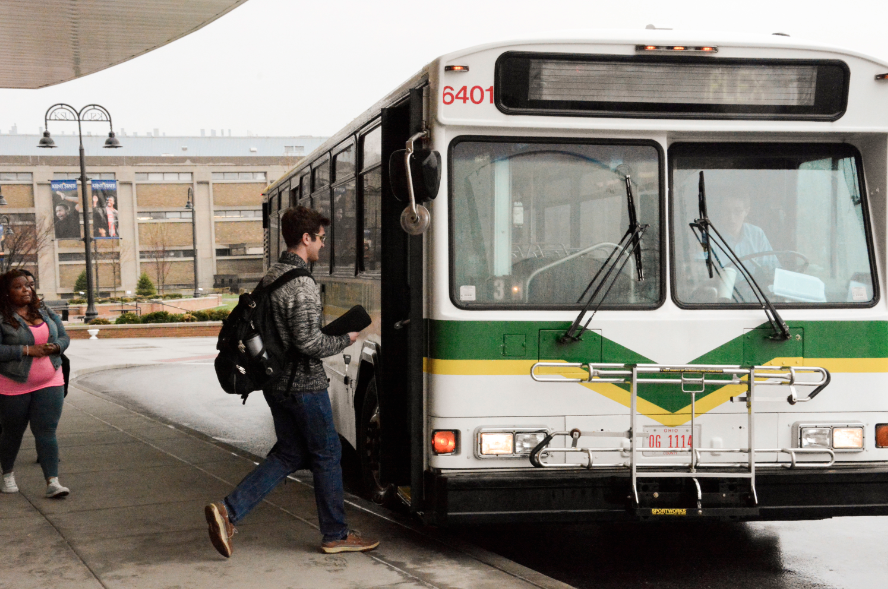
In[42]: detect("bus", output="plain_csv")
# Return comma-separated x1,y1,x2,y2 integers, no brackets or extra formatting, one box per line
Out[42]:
262,28,888,524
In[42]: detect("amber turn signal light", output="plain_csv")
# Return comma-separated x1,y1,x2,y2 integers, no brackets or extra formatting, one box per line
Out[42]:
432,430,458,454
876,424,888,448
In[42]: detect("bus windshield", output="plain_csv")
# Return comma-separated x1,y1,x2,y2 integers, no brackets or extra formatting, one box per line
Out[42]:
450,140,661,308
672,143,876,306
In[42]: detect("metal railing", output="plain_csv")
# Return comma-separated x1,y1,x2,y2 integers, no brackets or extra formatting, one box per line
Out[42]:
529,362,831,506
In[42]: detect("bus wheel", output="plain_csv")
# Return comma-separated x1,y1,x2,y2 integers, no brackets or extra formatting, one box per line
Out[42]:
358,378,390,504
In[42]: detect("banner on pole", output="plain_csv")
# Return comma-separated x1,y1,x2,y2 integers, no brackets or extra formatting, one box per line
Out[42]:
50,180,81,239
91,179,119,239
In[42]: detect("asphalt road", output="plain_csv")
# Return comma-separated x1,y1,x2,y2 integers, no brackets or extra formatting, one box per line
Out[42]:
77,363,887,589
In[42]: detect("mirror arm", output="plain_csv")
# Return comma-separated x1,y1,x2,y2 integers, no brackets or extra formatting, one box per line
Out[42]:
400,131,432,235
404,131,428,218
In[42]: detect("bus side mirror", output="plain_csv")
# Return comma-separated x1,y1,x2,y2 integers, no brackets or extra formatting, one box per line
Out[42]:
389,149,441,202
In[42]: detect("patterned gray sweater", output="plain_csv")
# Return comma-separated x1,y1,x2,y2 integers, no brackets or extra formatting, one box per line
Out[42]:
262,251,350,398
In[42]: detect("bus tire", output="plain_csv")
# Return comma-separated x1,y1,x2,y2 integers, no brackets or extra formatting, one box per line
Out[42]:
358,378,391,504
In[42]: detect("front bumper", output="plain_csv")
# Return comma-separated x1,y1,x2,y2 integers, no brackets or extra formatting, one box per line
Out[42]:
422,466,888,525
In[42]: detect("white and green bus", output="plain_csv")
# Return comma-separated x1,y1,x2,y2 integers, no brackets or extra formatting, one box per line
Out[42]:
263,29,888,524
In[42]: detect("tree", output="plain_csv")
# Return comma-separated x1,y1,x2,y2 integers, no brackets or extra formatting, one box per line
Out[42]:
136,272,156,297
0,215,54,276
141,223,174,294
73,270,90,295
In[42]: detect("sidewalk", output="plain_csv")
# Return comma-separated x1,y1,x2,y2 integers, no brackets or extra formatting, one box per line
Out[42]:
0,338,572,589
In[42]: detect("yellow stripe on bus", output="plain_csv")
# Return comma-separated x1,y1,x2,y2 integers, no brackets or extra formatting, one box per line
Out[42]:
423,356,888,426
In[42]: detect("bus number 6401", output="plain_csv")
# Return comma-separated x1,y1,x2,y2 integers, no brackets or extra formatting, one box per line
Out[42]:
443,86,494,105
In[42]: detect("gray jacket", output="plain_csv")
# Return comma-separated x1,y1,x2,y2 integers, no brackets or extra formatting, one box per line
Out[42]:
263,251,350,398
0,307,70,384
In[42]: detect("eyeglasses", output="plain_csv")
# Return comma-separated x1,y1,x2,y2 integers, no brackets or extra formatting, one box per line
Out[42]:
312,233,327,244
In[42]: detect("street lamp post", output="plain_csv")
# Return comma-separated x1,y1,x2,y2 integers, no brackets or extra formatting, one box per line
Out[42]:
0,213,11,274
185,187,200,298
38,104,122,321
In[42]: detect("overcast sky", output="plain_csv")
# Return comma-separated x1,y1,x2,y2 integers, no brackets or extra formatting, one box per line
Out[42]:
1,0,887,139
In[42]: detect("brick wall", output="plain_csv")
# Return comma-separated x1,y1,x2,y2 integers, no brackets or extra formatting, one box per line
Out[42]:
136,184,191,207
3,184,34,207
213,183,264,206
59,264,122,290
138,221,194,247
67,323,222,339
214,220,262,245
141,259,193,290
216,258,264,275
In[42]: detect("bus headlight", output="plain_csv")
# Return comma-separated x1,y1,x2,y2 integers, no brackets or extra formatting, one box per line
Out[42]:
799,427,831,449
515,432,547,454
479,432,513,455
796,423,865,451
476,428,549,457
833,427,864,450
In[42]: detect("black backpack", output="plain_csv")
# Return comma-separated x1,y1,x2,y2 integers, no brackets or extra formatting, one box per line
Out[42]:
214,268,313,403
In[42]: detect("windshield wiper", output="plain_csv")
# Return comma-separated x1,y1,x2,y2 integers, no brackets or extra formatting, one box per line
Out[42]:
561,166,648,343
688,171,791,341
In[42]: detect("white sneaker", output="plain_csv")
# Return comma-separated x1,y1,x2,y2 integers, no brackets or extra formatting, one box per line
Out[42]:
1,472,17,493
46,477,69,498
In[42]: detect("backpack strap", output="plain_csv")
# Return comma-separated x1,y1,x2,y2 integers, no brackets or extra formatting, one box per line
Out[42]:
258,266,315,397
255,267,314,296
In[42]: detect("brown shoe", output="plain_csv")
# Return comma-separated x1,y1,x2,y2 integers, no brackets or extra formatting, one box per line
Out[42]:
205,501,236,558
321,531,379,554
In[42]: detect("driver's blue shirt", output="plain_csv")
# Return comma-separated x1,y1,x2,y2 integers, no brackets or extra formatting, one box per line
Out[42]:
720,223,778,273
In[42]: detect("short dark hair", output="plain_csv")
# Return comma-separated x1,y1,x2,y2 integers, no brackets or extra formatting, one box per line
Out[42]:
281,206,330,248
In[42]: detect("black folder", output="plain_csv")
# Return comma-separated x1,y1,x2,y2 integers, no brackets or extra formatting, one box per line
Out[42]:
321,305,372,336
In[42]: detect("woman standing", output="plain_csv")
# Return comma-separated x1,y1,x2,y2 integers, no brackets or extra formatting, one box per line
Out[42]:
0,270,70,497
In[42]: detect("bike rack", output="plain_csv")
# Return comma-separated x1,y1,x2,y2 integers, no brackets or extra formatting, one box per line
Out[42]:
529,362,832,508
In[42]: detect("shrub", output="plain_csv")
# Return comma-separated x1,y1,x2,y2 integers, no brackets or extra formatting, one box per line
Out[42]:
207,309,231,321
73,271,94,298
140,311,173,324
88,318,111,325
179,313,197,322
190,310,211,321
164,293,183,300
114,313,142,325
136,273,156,297
69,298,86,305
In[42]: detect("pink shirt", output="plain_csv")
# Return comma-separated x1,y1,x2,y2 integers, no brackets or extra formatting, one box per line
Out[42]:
0,322,64,395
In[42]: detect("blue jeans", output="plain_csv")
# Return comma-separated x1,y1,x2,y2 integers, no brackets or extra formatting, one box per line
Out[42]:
224,389,348,543
0,385,65,479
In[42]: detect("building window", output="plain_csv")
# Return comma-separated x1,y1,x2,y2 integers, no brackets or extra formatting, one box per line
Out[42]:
135,172,193,182
211,172,267,181
0,172,33,181
53,172,115,180
213,209,260,218
139,249,195,259
136,211,193,220
284,146,304,156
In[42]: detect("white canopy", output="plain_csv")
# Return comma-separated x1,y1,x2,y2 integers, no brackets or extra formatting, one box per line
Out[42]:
0,0,249,88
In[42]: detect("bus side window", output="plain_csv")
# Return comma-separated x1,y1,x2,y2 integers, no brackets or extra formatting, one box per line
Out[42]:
362,168,382,273
333,180,357,274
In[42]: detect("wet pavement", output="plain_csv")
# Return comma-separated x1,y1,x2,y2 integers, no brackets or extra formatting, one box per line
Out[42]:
0,337,568,589
70,337,888,589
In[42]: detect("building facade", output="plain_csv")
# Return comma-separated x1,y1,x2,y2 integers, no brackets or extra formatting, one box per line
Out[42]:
0,134,326,298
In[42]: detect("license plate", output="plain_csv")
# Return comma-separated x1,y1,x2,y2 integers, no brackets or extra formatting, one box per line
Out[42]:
642,426,701,457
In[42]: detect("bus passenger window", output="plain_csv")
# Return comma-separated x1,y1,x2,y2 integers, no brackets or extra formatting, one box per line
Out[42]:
362,126,382,171
312,160,330,191
450,140,661,308
671,144,875,306
333,180,356,273
362,168,382,273
312,188,332,273
334,145,355,181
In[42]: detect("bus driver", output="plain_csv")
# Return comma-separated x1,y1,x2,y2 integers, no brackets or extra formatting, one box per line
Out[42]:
712,194,779,281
